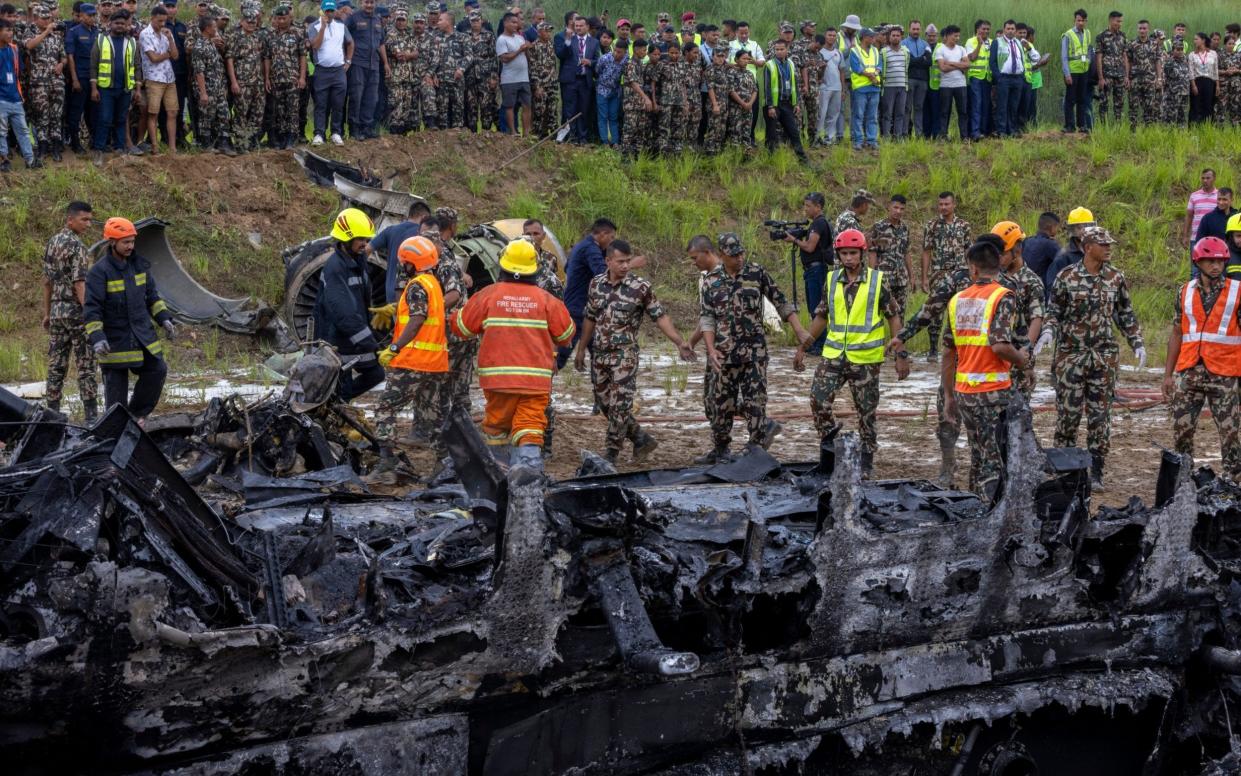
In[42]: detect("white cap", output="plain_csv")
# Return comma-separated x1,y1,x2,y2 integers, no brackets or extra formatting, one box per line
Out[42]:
841,14,862,31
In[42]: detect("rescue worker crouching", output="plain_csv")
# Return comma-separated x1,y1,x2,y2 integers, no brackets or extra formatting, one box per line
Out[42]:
374,235,450,469
449,239,575,472
314,208,386,402
83,217,176,422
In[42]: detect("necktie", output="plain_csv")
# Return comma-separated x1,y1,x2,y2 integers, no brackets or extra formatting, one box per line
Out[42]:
1010,40,1017,73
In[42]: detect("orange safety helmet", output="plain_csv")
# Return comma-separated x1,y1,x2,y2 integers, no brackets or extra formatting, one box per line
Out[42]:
397,235,439,271
990,220,1025,252
1193,236,1230,262
834,228,867,250
103,217,137,240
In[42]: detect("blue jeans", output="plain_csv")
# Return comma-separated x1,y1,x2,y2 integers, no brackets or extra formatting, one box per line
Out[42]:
803,261,828,351
596,90,619,144
993,73,1024,136
93,86,131,151
0,100,34,162
347,65,380,136
967,78,991,138
850,89,879,147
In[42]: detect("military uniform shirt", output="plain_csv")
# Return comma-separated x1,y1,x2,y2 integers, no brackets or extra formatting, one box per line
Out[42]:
834,209,862,236
868,219,911,284
584,273,666,354
699,262,796,363
922,216,972,274
43,228,91,320
1044,262,1143,354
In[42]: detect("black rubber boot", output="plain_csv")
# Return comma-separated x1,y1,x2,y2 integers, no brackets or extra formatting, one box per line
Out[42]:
694,446,731,465
1090,453,1105,491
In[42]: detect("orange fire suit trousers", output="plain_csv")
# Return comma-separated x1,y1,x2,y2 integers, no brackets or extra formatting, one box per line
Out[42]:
481,390,550,448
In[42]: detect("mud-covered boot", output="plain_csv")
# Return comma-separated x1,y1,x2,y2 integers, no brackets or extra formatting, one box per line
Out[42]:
632,430,658,462
936,440,956,489
489,444,512,467
45,398,60,414
861,450,875,479
511,444,544,473
1090,453,1105,491
82,399,98,425
694,445,731,465
604,448,620,465
755,419,783,449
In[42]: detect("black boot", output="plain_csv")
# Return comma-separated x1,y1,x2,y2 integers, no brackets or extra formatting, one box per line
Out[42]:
861,450,874,478
694,445,731,465
216,136,238,157
82,399,98,425
50,142,63,162
632,430,658,461
1090,453,1105,491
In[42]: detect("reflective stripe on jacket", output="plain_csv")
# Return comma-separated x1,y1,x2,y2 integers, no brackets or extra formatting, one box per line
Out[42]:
949,281,1012,392
1176,278,1241,377
83,250,172,368
391,272,449,372
97,35,136,89
821,267,885,364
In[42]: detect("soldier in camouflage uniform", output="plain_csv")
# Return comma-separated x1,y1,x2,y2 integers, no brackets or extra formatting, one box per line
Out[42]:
263,5,305,147
411,12,439,129
384,7,416,132
1038,226,1144,488
574,240,695,463
23,5,67,160
889,263,973,487
834,189,873,238
990,224,1045,400
701,46,730,153
1219,42,1241,125
1126,22,1163,129
678,43,703,149
867,195,913,319
42,203,99,421
423,209,478,433
224,9,265,150
1162,36,1190,127
619,38,653,156
1094,15,1129,125
652,42,685,153
920,194,972,360
528,21,558,137
798,25,824,141
942,242,1026,505
697,233,810,463
462,10,497,131
795,229,904,475
1162,238,1241,479
192,15,235,153
434,11,468,128
726,49,757,148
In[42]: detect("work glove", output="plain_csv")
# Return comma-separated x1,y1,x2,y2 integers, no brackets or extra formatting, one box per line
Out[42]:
93,339,111,356
1033,330,1053,356
369,303,397,331
1135,346,1147,369
163,320,177,339
377,347,396,368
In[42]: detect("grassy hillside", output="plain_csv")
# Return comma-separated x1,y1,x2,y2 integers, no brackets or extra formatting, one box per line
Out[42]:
0,123,1229,383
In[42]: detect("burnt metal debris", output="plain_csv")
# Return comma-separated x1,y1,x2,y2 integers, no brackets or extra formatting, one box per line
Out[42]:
3,384,1241,776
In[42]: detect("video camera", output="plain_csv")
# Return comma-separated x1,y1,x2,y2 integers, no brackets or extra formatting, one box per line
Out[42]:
764,219,810,241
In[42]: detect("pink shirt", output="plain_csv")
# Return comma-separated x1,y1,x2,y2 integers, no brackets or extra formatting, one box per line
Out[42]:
1189,188,1219,238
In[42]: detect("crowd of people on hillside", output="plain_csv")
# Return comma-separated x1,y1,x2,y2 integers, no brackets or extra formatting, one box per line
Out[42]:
2,3,1241,169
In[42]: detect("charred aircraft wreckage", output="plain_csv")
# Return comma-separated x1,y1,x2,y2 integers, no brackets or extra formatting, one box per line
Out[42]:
6,155,1241,775
4,370,1241,776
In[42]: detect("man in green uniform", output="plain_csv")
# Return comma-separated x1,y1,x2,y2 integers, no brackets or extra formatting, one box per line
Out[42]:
919,191,971,361
867,194,914,320
42,201,99,421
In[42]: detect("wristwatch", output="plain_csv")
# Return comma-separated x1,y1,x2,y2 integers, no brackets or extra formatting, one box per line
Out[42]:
896,350,910,359
387,344,399,353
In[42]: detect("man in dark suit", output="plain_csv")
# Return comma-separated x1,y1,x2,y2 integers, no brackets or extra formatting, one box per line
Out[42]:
555,14,595,143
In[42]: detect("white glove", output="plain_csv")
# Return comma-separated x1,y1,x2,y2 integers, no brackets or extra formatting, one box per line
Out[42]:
1033,330,1053,356
93,339,111,356
163,320,177,339
1135,346,1147,369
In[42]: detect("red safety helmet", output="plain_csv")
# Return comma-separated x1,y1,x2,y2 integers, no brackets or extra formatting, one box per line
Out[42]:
103,217,137,240
1193,236,1230,262
834,228,867,250
397,235,439,271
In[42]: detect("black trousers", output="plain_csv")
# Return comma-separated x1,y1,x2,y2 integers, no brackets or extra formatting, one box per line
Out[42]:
338,358,385,403
764,101,805,156
1190,77,1217,123
103,349,167,419
1062,74,1091,131
938,86,967,138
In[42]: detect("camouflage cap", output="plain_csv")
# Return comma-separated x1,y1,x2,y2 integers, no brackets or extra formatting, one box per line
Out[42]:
467,9,480,20
273,4,291,14
1082,226,1117,245
710,46,727,56
424,0,437,10
211,4,228,17
800,19,816,29
657,11,669,21
779,21,794,33
535,20,552,30
718,232,745,256
854,188,876,203
411,11,425,20
435,206,459,222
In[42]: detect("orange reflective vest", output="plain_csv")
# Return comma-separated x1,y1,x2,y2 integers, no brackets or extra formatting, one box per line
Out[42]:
391,273,449,372
1176,277,1241,377
450,280,575,394
949,281,1013,393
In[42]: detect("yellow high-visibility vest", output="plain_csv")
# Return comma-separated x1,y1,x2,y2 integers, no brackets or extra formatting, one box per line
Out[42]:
97,35,136,90
849,44,881,91
821,267,885,364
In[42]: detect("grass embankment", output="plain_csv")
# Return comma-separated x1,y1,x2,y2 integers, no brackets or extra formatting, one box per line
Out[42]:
0,124,1227,387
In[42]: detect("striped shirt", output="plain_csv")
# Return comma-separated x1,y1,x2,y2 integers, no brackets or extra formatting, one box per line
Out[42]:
882,46,908,88
1189,188,1220,241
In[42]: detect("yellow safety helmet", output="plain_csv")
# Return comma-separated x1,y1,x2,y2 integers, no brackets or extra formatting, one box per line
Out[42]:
1227,213,1241,234
397,235,439,271
330,208,376,242
991,221,1025,252
1066,207,1095,226
499,238,538,276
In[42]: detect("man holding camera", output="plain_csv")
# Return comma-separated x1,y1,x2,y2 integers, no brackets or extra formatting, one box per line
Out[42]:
786,192,834,353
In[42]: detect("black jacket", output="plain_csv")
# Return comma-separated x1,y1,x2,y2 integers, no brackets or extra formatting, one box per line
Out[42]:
84,250,172,369
314,244,378,358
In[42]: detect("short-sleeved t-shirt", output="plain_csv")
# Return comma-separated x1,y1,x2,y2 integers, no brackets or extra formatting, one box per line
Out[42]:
936,44,968,88
800,214,834,268
1189,188,1220,241
819,47,843,90
496,32,529,84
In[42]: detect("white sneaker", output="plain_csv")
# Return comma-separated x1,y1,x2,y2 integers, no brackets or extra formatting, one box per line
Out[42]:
330,133,344,146
311,134,324,146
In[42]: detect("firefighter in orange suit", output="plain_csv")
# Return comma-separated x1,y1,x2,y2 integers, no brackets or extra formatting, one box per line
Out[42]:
1163,236,1241,479
941,237,1030,505
375,236,450,462
449,239,575,471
